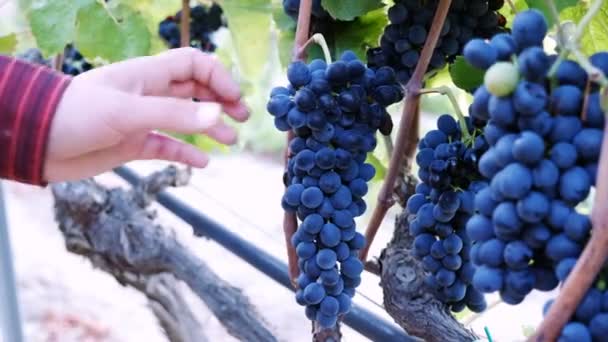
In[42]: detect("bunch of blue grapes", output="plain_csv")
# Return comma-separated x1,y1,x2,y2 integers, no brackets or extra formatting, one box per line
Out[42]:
367,0,508,84
266,51,403,328
158,3,226,52
406,113,489,313
464,9,605,314
61,45,93,76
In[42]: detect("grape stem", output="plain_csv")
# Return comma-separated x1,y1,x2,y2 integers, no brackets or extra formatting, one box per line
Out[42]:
546,0,608,87
505,0,518,14
418,86,472,143
382,134,394,157
529,125,608,342
282,0,314,290
299,33,333,65
360,0,453,263
180,0,191,48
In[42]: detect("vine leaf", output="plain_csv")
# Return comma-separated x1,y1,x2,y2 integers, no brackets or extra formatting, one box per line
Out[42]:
221,0,273,84
26,0,94,57
0,33,17,54
75,2,151,62
560,1,608,56
321,0,384,21
333,8,388,60
525,0,577,27
25,0,150,61
449,56,485,93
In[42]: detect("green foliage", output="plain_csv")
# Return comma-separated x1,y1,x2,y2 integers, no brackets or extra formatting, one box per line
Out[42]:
0,34,17,54
75,2,151,62
26,0,92,57
221,0,273,84
449,56,485,93
321,0,383,21
560,1,608,56
332,8,388,60
24,0,150,61
525,0,578,26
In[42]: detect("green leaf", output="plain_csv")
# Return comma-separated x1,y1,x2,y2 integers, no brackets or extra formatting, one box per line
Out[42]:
272,2,296,31
333,8,387,60
560,2,608,56
75,2,151,62
221,0,273,83
525,0,578,27
321,0,384,21
25,0,93,57
498,0,528,27
0,34,17,54
449,56,485,92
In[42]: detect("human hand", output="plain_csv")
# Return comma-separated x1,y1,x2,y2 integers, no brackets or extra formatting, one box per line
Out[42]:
44,47,249,182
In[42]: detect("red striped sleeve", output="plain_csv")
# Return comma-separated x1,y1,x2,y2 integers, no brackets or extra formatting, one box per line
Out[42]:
0,55,72,186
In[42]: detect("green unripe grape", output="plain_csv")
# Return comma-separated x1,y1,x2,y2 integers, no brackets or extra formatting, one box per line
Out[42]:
484,62,520,97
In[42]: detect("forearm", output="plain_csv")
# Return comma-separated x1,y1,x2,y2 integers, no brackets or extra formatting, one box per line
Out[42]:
0,55,71,186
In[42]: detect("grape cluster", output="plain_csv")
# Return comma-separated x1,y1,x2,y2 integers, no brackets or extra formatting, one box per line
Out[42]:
266,51,403,328
367,0,508,84
407,114,489,312
464,9,605,310
61,45,93,76
158,3,226,52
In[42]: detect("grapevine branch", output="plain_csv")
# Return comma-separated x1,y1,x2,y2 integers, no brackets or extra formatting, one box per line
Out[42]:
51,166,277,342
379,211,480,342
180,0,190,48
360,0,453,263
282,0,314,288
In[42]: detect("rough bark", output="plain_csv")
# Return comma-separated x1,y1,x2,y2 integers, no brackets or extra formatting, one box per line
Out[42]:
377,211,479,342
51,166,277,342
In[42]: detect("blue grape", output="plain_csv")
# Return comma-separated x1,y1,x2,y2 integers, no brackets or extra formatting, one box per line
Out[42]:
511,9,547,50
464,39,498,70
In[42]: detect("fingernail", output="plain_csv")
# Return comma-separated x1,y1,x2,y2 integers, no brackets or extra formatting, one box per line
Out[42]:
197,103,222,129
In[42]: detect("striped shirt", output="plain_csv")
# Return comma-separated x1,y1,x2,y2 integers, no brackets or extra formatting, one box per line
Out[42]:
0,55,72,186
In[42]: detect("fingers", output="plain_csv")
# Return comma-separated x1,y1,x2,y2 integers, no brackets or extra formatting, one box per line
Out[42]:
44,132,210,182
136,132,210,166
91,48,242,103
168,80,250,122
121,95,239,145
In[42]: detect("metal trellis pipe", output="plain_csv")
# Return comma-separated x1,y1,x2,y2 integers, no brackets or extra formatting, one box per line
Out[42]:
0,181,24,342
114,166,415,342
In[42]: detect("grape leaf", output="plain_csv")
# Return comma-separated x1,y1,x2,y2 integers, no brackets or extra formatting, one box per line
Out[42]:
333,8,387,60
26,0,94,57
321,0,384,21
0,34,17,54
560,2,608,56
499,0,528,27
221,0,273,83
525,0,577,27
273,2,296,31
449,56,485,93
75,2,151,62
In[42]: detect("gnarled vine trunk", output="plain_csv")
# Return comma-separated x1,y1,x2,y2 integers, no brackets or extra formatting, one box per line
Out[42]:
51,166,277,342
